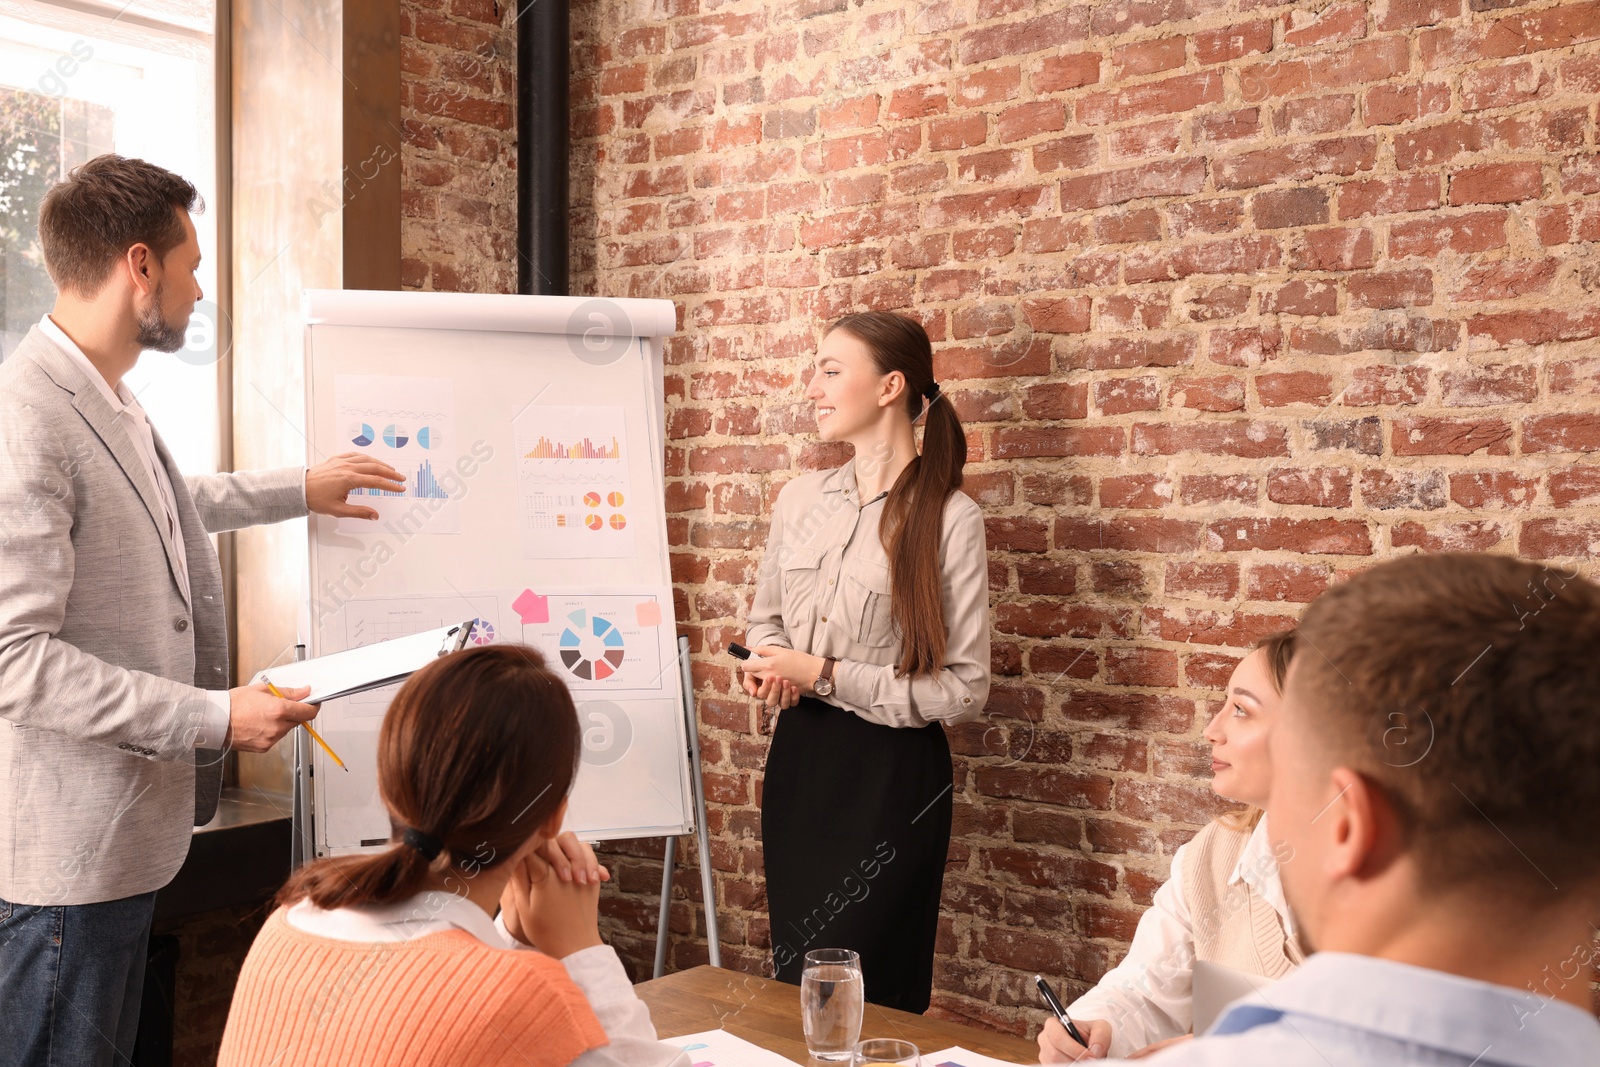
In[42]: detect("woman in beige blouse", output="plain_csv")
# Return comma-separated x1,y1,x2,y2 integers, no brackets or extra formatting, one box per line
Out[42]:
739,310,990,1012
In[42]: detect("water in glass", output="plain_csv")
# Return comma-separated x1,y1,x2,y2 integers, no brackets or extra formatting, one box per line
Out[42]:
801,953,863,1061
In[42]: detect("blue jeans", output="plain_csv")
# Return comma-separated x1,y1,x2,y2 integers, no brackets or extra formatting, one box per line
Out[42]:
0,890,158,1067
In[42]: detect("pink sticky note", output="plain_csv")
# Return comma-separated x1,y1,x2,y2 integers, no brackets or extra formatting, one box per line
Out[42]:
513,589,549,625
635,600,662,627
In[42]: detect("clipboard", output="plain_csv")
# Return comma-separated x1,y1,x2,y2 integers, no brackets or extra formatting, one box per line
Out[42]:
255,619,476,704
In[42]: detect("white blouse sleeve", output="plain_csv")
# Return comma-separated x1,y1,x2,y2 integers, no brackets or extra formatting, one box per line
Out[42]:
560,946,692,1067
1064,844,1197,1059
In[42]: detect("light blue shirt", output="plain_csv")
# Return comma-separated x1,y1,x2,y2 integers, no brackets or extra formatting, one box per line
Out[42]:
1120,952,1600,1066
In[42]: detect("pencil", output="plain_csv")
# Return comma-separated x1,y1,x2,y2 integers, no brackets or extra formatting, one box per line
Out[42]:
265,678,348,772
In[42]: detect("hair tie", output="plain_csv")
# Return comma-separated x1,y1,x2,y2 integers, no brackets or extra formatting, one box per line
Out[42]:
401,826,443,862
921,382,940,401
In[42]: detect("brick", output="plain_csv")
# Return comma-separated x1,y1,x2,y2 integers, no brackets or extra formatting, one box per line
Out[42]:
1246,562,1332,603
1451,471,1538,509
1204,517,1373,554
1389,210,1508,257
1193,20,1272,64
1166,561,1240,600
1520,520,1600,560
1274,94,1357,137
1113,36,1188,78
1294,226,1376,271
1147,608,1305,647
1215,136,1377,189
1392,520,1511,553
1257,371,1333,406
1095,377,1162,415
1344,364,1430,406
1451,259,1558,302
1099,474,1174,509
1022,381,1090,420
1077,71,1223,126
1093,560,1149,598
1236,37,1409,100
1207,326,1283,367
958,7,1092,65
1055,517,1201,553
1033,51,1102,93
1336,174,1441,219
1284,2,1367,48
1262,279,1337,316
1061,159,1208,210
1360,468,1447,510
998,101,1066,143
1439,365,1536,406
1173,375,1246,411
1468,308,1600,346
1449,162,1543,205
1064,334,1197,370
1131,421,1290,457
993,427,1125,458
1033,134,1099,173
1096,209,1162,245
1252,187,1329,229
1462,59,1551,111
1267,467,1353,508
1363,82,1452,126
1524,415,1600,454
1391,416,1513,456
1110,119,1183,161
1548,468,1600,508
1180,473,1258,505
1377,0,1459,32
1105,646,1181,687
1348,268,1434,309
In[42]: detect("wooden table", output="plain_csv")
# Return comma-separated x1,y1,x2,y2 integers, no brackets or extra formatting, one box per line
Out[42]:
637,966,1039,1064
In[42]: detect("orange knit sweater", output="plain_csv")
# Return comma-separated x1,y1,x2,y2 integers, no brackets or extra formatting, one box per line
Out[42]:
219,908,610,1067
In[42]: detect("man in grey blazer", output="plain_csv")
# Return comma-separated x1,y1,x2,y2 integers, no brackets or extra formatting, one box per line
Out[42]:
0,155,404,1064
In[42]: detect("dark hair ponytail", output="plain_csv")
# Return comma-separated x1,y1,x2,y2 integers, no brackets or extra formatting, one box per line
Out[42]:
828,311,967,677
276,644,581,910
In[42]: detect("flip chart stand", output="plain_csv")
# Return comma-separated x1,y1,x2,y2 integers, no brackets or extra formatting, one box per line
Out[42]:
654,635,721,976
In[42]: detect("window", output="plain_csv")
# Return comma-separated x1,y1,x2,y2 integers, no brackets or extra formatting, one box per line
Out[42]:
0,0,220,475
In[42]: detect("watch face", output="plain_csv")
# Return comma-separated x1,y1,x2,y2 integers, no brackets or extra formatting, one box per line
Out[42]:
814,678,834,696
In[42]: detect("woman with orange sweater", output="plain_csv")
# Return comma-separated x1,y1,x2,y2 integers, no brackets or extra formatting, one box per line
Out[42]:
219,644,690,1067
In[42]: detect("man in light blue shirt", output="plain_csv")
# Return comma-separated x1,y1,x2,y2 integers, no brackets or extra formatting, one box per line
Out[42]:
1111,553,1600,1066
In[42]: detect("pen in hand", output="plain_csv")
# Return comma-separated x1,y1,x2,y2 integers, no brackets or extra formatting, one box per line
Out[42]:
265,677,347,772
1035,974,1089,1049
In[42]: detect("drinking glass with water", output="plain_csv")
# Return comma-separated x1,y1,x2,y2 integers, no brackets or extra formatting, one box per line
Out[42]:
801,948,863,1061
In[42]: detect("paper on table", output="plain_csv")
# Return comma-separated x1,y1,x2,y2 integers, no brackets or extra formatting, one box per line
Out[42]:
253,620,474,704
668,1030,803,1067
922,1047,1035,1067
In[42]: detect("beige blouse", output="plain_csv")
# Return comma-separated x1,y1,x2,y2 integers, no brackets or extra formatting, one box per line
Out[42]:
745,460,990,729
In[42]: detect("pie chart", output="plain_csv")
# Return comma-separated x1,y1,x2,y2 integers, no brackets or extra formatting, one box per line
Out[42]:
350,423,375,447
468,619,495,645
558,610,626,681
382,424,410,448
609,514,627,530
585,513,604,531
417,426,438,449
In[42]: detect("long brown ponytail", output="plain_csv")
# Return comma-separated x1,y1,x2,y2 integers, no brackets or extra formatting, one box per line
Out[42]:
828,311,967,677
276,644,581,909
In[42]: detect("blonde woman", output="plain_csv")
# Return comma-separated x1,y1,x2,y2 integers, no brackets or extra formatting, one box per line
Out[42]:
1039,630,1302,1061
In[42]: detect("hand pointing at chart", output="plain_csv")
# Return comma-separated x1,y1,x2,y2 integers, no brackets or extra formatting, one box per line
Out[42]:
306,453,407,520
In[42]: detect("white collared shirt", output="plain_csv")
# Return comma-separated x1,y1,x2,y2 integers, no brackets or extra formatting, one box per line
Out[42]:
286,892,690,1067
1114,952,1600,1066
38,315,230,750
1067,818,1297,1058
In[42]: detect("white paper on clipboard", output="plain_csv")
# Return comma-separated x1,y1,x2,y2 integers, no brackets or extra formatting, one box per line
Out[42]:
254,619,476,704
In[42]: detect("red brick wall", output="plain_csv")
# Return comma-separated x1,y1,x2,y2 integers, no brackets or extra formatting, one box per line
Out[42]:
402,0,1600,1035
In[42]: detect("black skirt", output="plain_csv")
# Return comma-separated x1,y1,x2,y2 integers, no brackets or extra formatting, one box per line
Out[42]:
760,696,953,1013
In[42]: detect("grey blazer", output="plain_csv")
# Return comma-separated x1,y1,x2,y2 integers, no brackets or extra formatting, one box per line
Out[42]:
0,326,305,905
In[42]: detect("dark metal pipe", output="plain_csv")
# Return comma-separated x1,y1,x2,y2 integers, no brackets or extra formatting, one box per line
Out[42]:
516,0,569,296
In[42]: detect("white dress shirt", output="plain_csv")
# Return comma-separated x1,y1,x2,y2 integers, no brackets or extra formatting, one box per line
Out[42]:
286,891,691,1067
39,314,231,750
1117,952,1600,1066
1067,818,1297,1057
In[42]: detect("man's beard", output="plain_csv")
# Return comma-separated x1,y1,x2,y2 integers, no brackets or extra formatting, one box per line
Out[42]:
136,282,187,353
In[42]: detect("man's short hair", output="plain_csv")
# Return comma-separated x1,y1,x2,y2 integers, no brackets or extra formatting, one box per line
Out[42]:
38,154,201,298
1291,552,1600,895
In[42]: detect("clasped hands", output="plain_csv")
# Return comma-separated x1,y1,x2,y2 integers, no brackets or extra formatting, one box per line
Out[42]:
737,645,824,711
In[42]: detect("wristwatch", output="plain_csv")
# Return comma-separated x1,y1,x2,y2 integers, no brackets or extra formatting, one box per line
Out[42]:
813,657,837,698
